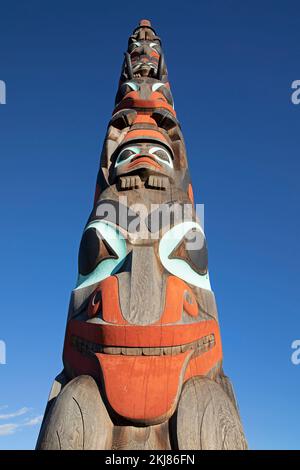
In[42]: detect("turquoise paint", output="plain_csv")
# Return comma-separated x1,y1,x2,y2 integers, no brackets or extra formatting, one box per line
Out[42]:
75,220,127,289
159,221,211,290
115,146,139,167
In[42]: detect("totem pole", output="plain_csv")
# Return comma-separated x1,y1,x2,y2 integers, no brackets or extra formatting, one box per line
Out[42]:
37,20,247,450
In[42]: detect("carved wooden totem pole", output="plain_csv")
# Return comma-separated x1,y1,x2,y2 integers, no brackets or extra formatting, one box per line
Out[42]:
37,20,247,450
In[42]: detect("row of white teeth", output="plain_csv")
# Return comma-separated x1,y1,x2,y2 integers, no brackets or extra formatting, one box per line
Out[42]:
71,334,215,357
132,65,156,79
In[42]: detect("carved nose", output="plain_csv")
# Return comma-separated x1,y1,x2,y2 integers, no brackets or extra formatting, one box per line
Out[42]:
140,45,148,55
117,246,163,325
131,153,154,162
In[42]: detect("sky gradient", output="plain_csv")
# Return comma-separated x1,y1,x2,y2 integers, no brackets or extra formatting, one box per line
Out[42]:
0,0,300,449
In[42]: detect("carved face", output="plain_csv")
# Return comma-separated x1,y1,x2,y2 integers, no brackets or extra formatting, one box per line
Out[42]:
76,219,209,292
63,200,222,424
115,80,174,111
128,40,161,77
112,142,174,180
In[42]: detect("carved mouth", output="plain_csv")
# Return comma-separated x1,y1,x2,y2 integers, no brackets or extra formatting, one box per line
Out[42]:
71,333,215,357
132,63,157,78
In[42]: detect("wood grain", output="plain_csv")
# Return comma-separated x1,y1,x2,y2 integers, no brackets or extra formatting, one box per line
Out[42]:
36,375,113,450
174,376,247,450
112,422,171,450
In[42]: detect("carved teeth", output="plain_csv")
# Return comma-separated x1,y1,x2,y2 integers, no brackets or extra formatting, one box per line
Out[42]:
163,347,172,355
71,334,215,358
171,346,182,355
142,347,152,356
147,175,169,190
120,175,142,190
142,347,161,356
104,347,122,355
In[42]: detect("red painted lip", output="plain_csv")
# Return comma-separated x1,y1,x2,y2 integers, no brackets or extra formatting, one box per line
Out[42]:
63,319,223,423
126,156,161,170
65,318,220,348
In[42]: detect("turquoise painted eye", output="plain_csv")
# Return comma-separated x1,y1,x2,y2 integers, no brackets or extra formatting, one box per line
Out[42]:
149,146,173,168
159,222,211,290
115,146,139,167
75,221,127,290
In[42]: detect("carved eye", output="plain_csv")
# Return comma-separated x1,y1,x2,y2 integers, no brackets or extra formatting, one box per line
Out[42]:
171,228,208,275
159,222,211,290
76,221,127,290
128,41,141,53
151,83,174,107
78,228,117,276
149,42,160,51
149,146,173,168
115,82,139,105
115,147,139,167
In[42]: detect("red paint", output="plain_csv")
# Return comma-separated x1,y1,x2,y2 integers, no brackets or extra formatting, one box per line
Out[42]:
126,156,162,170
65,317,220,349
63,274,222,423
123,128,169,144
63,319,222,422
96,351,192,422
114,98,176,117
187,183,194,206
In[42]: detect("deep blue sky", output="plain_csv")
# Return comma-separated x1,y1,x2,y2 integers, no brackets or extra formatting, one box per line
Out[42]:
0,0,300,449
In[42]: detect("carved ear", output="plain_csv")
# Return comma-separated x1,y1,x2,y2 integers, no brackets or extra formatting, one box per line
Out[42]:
156,85,174,107
157,53,165,80
171,140,188,168
152,109,177,131
110,109,137,130
124,52,133,79
114,83,129,106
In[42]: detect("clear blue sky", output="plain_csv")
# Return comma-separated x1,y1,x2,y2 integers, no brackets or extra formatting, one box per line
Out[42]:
0,0,299,450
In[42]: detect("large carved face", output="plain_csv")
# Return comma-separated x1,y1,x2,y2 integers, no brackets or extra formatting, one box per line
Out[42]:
112,141,174,181
63,199,222,425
